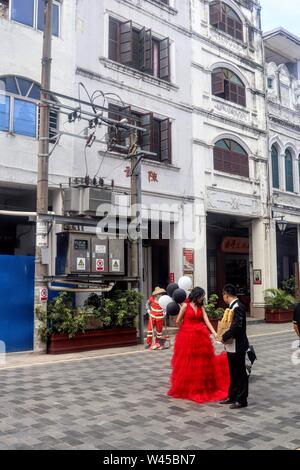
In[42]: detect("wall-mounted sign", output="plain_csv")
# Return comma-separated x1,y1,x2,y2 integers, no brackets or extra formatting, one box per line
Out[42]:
40,288,48,302
183,249,194,271
169,273,175,283
96,259,105,272
221,237,249,254
148,171,158,183
253,269,262,285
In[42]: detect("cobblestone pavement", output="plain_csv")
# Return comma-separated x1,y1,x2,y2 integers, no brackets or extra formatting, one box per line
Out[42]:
0,325,299,450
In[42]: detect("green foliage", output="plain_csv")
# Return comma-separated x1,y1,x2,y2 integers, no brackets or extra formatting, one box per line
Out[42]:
264,288,296,311
37,292,95,341
99,290,144,329
205,293,224,319
37,290,143,341
281,276,296,297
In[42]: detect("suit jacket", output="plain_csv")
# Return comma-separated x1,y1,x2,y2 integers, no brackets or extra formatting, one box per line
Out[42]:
222,299,249,353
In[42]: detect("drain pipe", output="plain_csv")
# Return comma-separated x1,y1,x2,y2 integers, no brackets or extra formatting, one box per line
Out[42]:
47,282,115,293
0,211,37,217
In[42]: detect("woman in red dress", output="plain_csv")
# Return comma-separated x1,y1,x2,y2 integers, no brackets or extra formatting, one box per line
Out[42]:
168,287,230,404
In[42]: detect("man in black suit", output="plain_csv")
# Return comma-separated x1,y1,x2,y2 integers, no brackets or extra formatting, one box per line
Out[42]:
293,302,300,347
220,284,249,409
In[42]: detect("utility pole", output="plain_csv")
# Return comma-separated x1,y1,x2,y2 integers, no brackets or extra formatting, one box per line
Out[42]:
34,0,53,351
129,131,144,344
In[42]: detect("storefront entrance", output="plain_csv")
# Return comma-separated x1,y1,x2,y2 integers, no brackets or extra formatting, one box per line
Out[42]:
276,224,298,289
207,213,251,313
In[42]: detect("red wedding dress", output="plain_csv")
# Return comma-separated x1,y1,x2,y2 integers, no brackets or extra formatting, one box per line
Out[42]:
168,302,230,404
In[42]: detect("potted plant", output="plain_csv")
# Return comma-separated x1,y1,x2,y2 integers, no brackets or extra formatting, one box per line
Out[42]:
205,294,224,330
264,288,296,323
37,290,143,354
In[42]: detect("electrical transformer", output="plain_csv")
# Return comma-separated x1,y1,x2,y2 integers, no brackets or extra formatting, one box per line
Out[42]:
56,232,125,276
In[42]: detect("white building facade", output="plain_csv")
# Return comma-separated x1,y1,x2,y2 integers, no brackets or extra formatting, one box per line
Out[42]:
74,0,194,296
265,28,300,291
190,0,271,317
3,0,300,352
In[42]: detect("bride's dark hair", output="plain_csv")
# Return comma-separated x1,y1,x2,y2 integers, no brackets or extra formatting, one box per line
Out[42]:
189,287,205,306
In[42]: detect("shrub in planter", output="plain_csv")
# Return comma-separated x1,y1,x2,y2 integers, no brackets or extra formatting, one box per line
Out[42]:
37,290,144,353
36,292,95,342
205,294,224,329
264,288,296,323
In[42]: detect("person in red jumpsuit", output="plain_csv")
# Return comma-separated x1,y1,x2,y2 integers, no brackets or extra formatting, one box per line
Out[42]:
145,287,166,350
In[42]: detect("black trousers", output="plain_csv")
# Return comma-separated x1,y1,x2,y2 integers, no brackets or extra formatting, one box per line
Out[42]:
227,351,249,405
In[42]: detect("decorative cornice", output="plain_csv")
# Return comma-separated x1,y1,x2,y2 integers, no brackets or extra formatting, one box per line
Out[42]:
113,0,191,37
193,105,267,136
76,67,193,114
192,30,264,72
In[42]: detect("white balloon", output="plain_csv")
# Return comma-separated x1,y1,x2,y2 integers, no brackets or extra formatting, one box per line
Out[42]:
178,276,192,291
158,295,173,310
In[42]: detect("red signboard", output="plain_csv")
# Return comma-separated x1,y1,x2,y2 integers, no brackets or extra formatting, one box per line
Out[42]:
221,237,249,254
169,273,175,283
183,249,194,271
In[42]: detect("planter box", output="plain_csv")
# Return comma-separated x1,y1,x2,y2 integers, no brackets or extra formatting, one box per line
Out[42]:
265,308,293,324
47,327,137,354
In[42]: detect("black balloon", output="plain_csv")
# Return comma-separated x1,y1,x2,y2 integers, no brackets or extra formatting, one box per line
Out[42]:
172,288,187,304
166,283,179,297
166,301,180,316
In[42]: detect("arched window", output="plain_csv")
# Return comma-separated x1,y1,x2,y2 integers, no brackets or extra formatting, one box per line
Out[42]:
285,149,294,192
212,68,246,106
271,145,279,189
0,76,58,139
210,2,243,42
214,138,249,177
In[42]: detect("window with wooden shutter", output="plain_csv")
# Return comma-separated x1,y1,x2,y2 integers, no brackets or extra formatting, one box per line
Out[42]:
159,38,170,81
210,1,222,26
120,21,133,66
209,2,243,42
212,69,225,95
160,118,171,163
139,28,153,73
109,18,120,62
108,104,132,153
285,149,294,192
271,145,279,188
212,68,246,107
214,139,249,177
141,113,154,154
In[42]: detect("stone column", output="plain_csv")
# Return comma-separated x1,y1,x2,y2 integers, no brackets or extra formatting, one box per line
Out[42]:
279,152,286,191
251,218,277,318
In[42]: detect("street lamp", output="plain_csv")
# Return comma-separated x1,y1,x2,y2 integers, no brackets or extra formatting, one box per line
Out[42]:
277,216,288,234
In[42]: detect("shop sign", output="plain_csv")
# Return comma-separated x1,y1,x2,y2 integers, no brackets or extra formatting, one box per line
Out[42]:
221,237,249,254
183,249,194,271
169,273,175,283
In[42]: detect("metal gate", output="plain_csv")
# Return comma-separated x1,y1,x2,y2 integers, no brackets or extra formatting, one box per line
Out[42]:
0,256,35,352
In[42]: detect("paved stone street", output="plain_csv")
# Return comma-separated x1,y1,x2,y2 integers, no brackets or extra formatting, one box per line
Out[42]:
0,324,299,450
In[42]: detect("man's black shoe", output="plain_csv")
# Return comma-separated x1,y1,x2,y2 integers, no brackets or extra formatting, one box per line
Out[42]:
219,398,235,405
229,403,248,409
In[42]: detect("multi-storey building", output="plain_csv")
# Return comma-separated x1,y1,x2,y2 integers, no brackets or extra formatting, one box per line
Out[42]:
0,0,76,351
190,0,270,317
2,0,299,352
264,27,300,289
74,0,193,299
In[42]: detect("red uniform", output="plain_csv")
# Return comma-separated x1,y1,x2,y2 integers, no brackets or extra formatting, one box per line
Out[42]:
146,296,165,346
